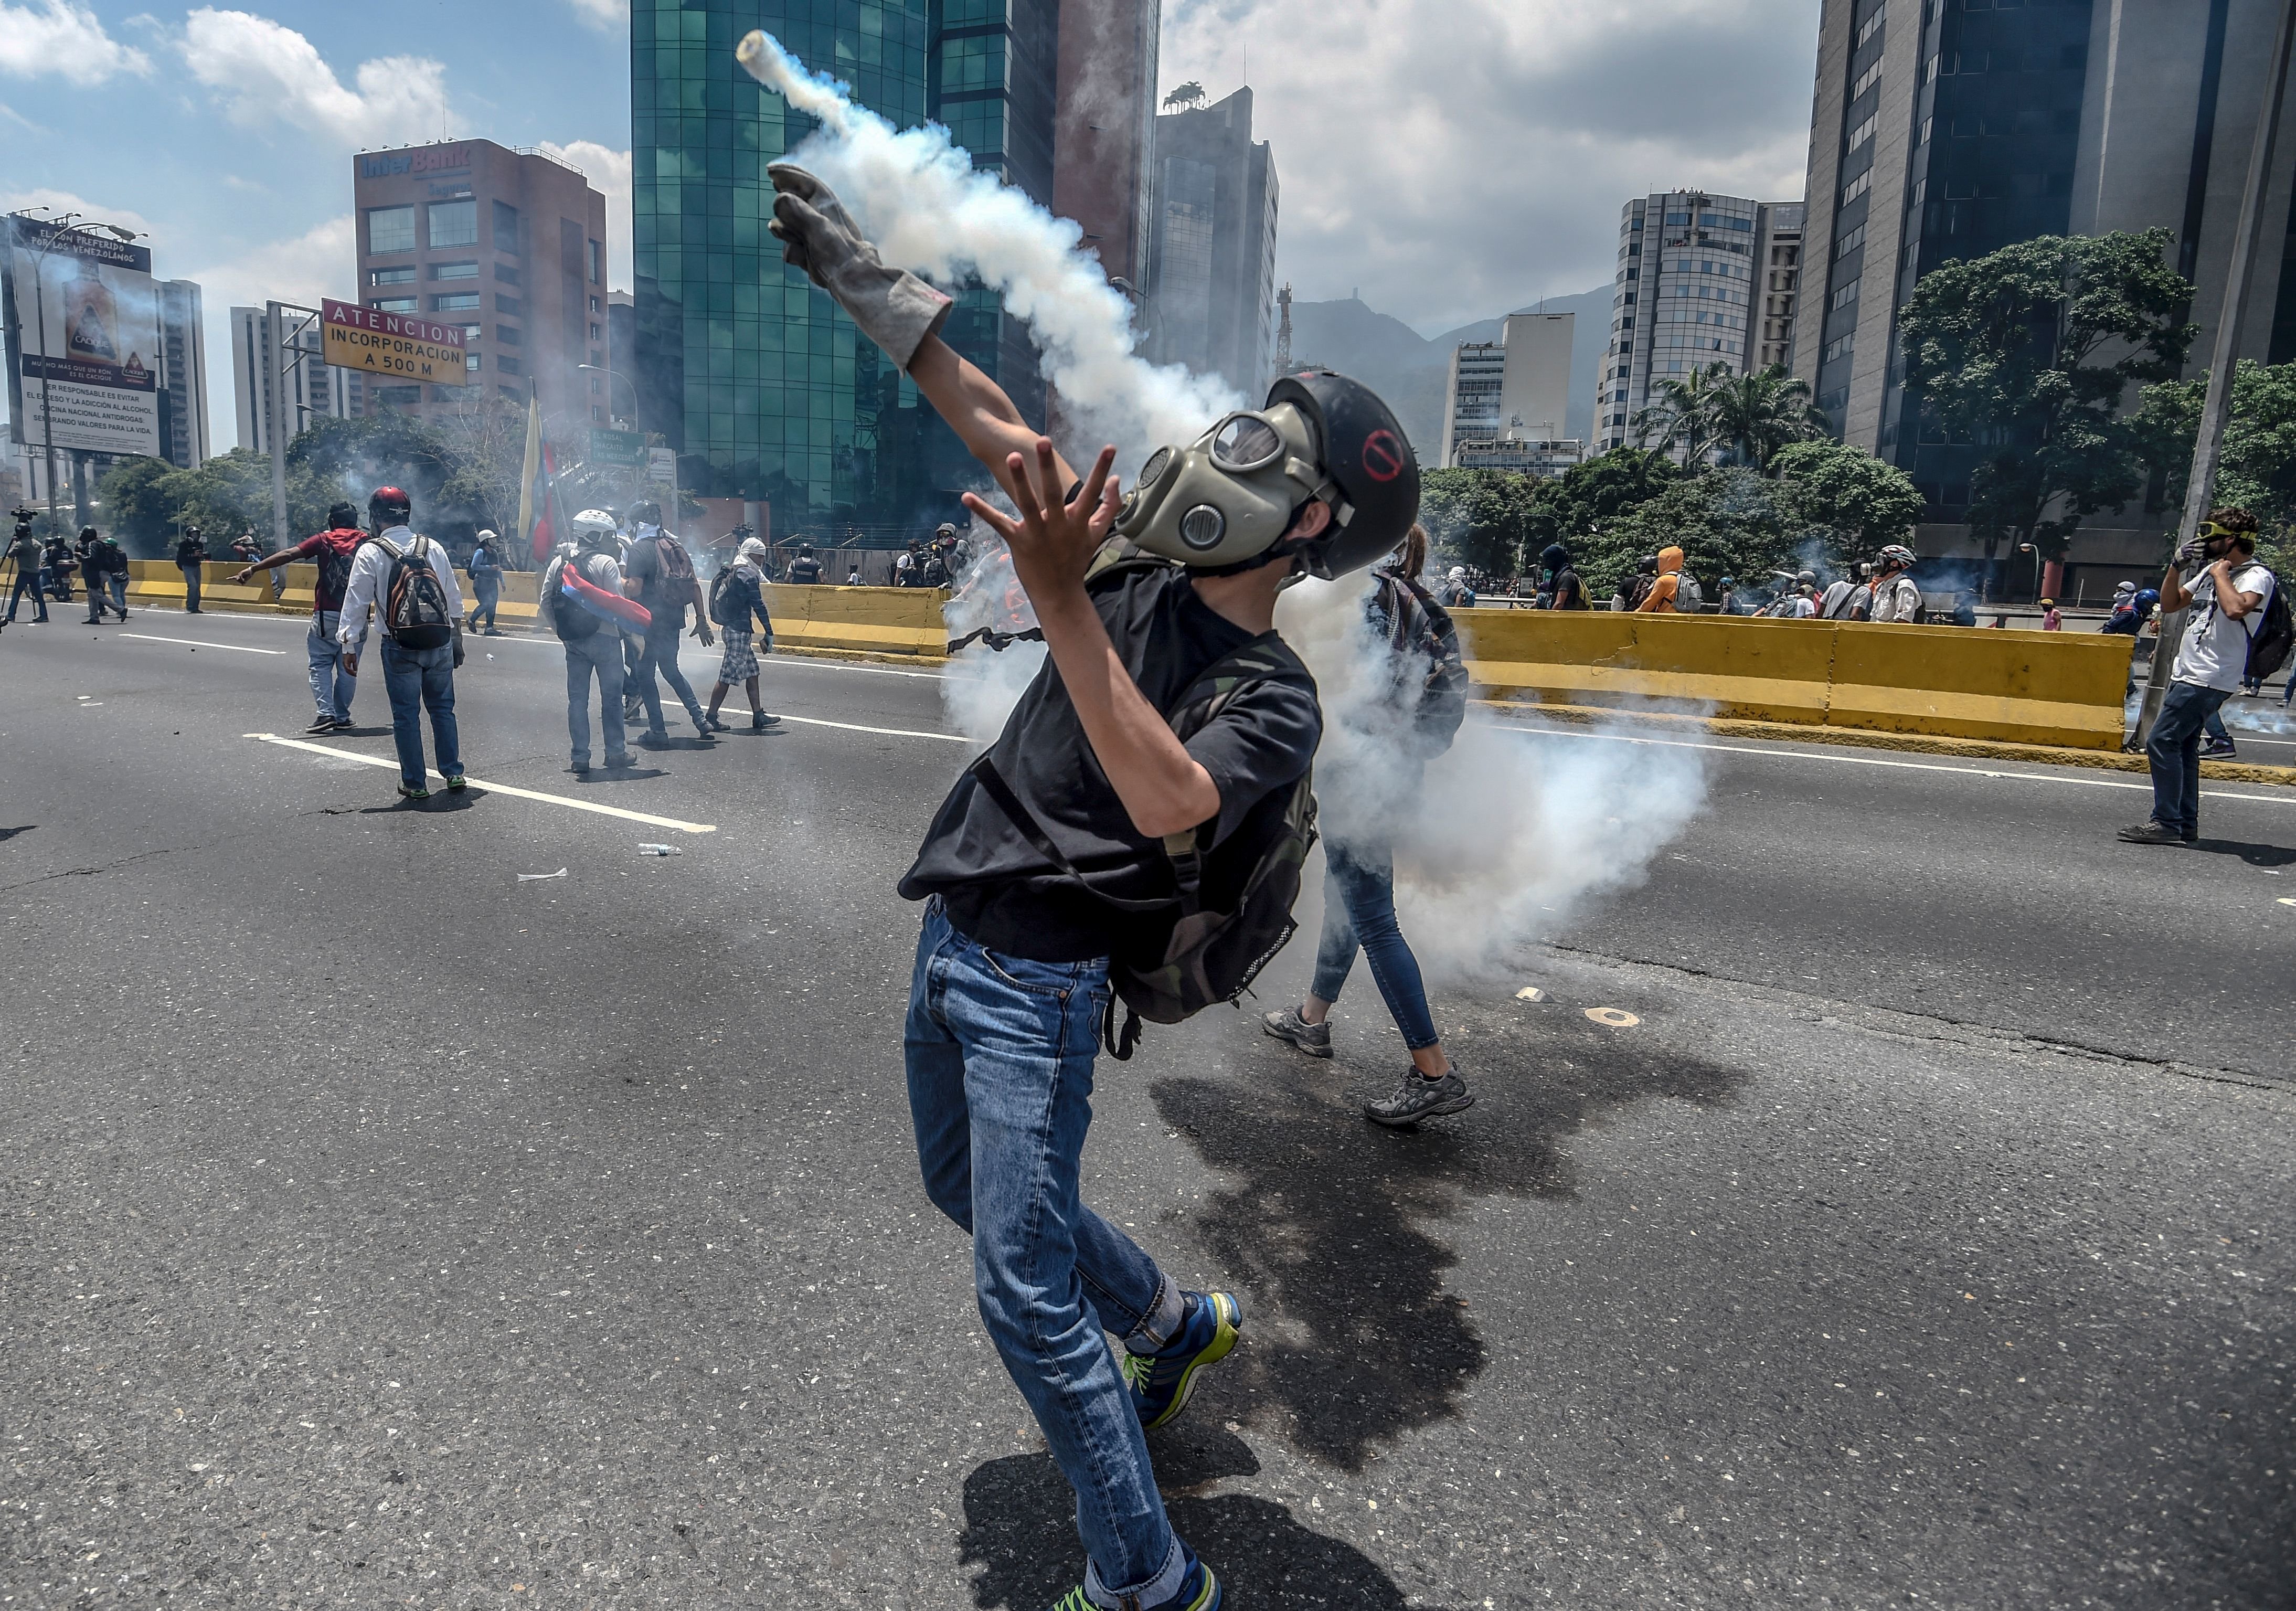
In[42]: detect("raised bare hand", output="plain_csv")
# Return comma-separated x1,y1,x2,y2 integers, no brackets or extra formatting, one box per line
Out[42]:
960,439,1119,603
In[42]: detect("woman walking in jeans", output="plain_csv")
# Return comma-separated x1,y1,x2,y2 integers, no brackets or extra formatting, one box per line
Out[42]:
1263,523,1475,1127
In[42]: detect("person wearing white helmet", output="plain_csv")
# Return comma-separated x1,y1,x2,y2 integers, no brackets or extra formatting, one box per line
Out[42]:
541,509,637,772
1868,544,1924,623
703,534,783,733
1434,564,1476,609
763,150,1425,1611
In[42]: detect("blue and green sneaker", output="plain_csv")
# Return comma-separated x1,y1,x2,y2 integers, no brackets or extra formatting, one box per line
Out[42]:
1122,1291,1242,1430
1048,1549,1220,1611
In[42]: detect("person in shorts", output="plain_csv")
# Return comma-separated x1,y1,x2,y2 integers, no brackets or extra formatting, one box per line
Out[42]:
703,535,782,733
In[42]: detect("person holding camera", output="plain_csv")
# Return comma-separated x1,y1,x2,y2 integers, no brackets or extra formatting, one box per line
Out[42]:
2119,509,2278,846
6,514,48,624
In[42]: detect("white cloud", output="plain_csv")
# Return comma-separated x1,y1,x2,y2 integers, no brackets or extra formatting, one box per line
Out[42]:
189,214,356,452
0,0,151,83
179,8,450,148
1159,0,1821,331
564,0,629,29
540,140,631,291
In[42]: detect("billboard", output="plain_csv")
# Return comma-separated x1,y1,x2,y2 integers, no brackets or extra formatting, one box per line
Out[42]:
6,215,163,458
321,296,469,387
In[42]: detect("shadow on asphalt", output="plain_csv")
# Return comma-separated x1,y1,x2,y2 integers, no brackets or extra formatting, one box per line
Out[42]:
2191,836,2295,865
959,1444,1410,1609
1150,1025,1746,1471
565,767,669,784
0,824,34,841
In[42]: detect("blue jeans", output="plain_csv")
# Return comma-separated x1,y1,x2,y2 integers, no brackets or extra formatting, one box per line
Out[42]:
632,624,704,733
2145,680,2233,837
469,576,499,630
1311,840,1440,1052
378,639,460,786
564,630,628,766
307,611,357,723
7,564,48,621
108,573,128,616
904,901,1191,1604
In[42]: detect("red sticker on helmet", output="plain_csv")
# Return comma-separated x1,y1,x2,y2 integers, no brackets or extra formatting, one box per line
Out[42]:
1361,430,1405,483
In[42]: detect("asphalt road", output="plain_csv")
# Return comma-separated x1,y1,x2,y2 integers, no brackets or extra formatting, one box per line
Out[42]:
4,607,2292,1610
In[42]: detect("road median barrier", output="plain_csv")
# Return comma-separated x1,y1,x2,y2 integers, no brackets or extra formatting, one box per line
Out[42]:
1456,608,2134,751
761,582,949,657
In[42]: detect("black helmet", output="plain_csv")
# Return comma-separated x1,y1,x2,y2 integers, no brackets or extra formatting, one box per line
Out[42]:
1263,369,1420,580
368,485,411,528
628,497,662,526
327,501,359,530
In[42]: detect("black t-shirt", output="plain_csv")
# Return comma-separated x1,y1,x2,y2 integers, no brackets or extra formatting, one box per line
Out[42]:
900,567,1322,964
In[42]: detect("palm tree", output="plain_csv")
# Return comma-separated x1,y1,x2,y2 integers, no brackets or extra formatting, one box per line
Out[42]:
1630,362,1734,468
1707,364,1831,472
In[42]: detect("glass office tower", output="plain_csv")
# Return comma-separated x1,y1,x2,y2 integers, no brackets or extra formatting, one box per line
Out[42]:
633,0,1056,541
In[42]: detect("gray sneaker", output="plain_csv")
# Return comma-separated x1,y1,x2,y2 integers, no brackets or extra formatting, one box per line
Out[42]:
1364,1068,1474,1128
1262,1005,1333,1058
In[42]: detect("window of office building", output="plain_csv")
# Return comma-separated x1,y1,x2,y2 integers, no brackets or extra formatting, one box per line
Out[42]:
635,0,1045,529
428,199,477,249
431,293,480,313
431,261,479,281
367,206,415,254
497,323,523,346
498,355,523,376
374,385,420,408
493,201,520,256
496,293,523,316
369,296,418,314
589,239,604,284
371,266,416,287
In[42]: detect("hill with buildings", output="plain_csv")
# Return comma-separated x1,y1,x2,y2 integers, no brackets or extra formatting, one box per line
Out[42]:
1288,287,1612,463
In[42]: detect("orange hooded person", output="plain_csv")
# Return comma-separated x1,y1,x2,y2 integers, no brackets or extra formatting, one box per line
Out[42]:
1636,545,1686,612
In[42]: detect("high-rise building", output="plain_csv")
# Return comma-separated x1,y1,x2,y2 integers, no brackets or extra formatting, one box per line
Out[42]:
353,139,608,426
633,1,1060,539
156,279,209,469
1439,312,1578,470
1054,0,1159,296
231,305,363,457
1144,87,1279,400
1794,0,2296,586
1598,191,1802,455
1753,203,1805,373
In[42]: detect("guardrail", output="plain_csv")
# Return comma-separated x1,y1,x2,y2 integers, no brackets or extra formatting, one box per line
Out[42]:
1454,608,2134,750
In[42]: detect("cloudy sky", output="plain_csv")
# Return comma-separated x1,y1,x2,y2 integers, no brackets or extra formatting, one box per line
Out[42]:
1,0,1821,453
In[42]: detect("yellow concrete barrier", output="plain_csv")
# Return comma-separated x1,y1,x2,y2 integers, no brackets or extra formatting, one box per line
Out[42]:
1456,608,2133,750
761,581,949,657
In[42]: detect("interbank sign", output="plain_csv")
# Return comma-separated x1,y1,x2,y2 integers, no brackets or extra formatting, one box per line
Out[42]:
320,297,469,387
360,144,472,179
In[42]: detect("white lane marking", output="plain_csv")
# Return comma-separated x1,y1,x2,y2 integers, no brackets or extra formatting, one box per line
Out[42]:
772,712,968,744
1497,722,2296,806
766,655,947,682
120,633,286,655
245,734,718,834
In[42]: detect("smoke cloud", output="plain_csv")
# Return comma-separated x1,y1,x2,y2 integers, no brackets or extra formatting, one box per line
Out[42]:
1275,576,1710,981
735,30,1243,471
938,519,1049,748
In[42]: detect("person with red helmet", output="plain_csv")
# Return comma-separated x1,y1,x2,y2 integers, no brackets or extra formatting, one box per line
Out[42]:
335,486,466,801
766,157,1423,1611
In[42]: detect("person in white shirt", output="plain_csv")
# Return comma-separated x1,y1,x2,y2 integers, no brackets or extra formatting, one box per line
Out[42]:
2119,508,2277,846
1866,544,1923,623
336,486,465,801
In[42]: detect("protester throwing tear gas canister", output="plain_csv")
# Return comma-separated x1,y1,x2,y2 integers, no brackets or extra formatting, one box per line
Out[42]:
1263,521,1474,1124
758,145,1423,1611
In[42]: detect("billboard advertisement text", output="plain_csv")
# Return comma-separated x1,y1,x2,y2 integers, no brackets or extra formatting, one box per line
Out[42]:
7,216,162,458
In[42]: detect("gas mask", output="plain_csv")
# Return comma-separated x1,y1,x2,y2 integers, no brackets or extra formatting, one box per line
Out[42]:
1113,404,1342,569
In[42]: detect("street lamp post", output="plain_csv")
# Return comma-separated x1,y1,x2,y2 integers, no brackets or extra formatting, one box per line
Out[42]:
14,210,143,533
577,363,637,433
2017,542,2043,602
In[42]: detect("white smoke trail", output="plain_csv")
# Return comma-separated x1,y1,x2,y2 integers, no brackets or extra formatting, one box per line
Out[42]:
1275,578,1711,982
736,30,1244,472
939,516,1048,747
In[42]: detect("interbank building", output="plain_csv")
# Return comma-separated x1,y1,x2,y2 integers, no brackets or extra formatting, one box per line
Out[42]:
633,0,1058,545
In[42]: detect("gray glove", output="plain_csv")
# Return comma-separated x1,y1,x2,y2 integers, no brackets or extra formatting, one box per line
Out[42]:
767,163,951,370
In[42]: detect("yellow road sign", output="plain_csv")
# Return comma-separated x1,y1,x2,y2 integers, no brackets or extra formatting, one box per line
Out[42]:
321,296,470,387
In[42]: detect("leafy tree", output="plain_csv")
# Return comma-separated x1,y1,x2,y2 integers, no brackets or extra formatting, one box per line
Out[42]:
2131,358,2296,579
1582,467,1828,599
1629,362,1733,466
1525,447,1682,551
1707,364,1830,471
92,455,179,548
1769,439,1926,554
1899,229,2196,561
1419,468,1540,579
